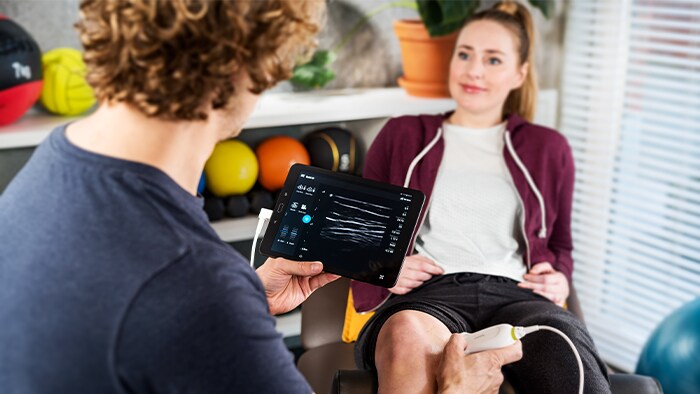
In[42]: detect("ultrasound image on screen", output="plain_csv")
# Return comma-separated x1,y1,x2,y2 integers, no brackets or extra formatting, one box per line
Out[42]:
269,168,417,284
320,195,391,247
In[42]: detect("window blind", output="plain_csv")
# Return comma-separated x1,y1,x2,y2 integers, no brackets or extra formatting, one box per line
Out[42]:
560,0,700,371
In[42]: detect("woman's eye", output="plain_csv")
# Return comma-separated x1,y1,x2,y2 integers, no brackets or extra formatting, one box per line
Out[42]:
488,57,502,65
458,52,469,60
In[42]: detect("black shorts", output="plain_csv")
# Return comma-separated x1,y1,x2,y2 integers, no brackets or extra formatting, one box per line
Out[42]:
354,272,552,370
353,272,613,393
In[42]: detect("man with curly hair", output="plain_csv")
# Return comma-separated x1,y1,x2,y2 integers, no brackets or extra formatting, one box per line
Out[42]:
0,1,520,393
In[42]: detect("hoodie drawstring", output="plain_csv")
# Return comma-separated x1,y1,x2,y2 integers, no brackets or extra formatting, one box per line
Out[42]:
504,131,547,238
404,127,443,188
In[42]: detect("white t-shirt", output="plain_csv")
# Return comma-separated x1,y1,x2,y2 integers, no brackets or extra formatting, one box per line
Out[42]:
419,121,527,282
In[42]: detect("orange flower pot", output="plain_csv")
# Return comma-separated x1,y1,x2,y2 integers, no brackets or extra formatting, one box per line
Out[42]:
394,19,458,98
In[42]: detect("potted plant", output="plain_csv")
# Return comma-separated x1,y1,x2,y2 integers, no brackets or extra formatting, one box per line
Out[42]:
292,0,551,96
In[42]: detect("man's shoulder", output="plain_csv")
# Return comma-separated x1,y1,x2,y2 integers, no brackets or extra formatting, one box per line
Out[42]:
116,244,270,364
114,247,309,393
136,244,262,308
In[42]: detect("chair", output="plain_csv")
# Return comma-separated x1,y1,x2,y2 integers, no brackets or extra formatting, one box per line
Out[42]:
297,278,663,394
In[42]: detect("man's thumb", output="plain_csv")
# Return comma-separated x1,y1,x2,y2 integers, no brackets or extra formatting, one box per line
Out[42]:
274,259,324,276
445,333,468,354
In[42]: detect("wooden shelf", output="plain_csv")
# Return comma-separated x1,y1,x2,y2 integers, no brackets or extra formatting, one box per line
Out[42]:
0,87,456,150
0,87,557,151
243,87,455,129
0,111,82,150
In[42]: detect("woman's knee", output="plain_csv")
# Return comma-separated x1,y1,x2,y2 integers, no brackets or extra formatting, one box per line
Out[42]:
375,310,450,365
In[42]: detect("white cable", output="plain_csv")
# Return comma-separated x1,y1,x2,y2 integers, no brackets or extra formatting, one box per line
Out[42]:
251,208,273,267
515,325,584,394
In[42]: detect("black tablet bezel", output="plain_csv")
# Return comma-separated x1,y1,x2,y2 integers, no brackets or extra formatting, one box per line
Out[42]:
259,164,425,288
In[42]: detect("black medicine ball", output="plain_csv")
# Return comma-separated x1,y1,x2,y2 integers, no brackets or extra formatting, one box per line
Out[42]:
0,15,43,125
302,127,364,174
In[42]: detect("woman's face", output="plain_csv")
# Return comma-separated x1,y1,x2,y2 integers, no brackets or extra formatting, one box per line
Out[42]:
449,20,528,118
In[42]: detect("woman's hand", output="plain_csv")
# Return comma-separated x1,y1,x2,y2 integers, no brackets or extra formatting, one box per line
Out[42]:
517,262,569,307
389,254,444,295
256,258,340,315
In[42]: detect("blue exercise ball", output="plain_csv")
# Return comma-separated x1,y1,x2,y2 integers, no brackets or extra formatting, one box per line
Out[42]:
636,297,700,394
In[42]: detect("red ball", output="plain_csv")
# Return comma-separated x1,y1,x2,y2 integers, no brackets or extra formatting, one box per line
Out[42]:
256,136,310,191
0,15,43,126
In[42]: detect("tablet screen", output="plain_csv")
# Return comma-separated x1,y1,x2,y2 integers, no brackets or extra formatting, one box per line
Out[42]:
260,164,424,287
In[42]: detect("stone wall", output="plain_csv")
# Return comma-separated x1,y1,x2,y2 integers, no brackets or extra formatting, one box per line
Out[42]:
0,0,566,90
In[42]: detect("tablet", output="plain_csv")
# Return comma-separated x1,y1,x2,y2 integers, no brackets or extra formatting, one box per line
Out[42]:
259,164,425,288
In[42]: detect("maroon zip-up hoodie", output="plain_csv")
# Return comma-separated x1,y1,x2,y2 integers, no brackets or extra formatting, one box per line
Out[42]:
351,112,576,313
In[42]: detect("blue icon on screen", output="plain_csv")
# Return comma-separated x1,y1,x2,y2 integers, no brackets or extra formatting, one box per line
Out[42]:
302,214,312,224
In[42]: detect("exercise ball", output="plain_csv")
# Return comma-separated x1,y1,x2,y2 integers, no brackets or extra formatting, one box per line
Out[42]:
248,189,274,214
303,127,364,174
225,195,250,218
256,136,310,191
203,195,225,221
204,140,258,197
40,47,95,116
636,298,700,394
0,15,43,126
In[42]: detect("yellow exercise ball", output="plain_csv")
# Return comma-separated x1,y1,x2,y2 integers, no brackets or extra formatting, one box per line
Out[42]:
204,140,259,197
40,48,96,116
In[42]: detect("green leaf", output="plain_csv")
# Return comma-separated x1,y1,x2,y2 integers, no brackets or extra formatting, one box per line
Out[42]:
291,62,336,89
416,0,442,29
292,66,315,81
313,68,336,87
439,0,478,27
290,49,338,89
416,0,480,37
527,0,553,19
309,50,336,67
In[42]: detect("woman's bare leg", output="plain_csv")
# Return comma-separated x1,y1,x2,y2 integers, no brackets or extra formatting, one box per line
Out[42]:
375,310,453,394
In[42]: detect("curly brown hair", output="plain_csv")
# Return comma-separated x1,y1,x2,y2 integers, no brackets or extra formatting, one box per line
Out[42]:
76,0,324,121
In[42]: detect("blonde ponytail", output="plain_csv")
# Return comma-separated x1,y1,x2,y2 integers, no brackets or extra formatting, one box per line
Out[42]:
466,1,538,121
495,1,519,15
